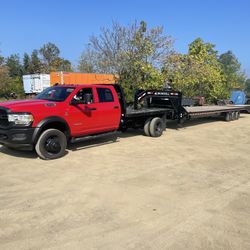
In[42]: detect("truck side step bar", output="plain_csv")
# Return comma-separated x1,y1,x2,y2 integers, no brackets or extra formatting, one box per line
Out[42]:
70,131,118,144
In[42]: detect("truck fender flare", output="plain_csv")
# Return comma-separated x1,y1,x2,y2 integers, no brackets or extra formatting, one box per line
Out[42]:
32,116,71,144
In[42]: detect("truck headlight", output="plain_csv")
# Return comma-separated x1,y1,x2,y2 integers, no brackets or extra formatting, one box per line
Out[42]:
8,113,34,126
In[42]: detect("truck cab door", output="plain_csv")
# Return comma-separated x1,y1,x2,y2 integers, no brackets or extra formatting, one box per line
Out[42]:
68,87,100,136
94,87,121,131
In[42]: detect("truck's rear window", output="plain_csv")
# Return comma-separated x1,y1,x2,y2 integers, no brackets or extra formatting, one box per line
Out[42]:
35,87,75,102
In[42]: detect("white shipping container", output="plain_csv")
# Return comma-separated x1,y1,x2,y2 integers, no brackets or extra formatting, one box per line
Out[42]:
22,74,50,94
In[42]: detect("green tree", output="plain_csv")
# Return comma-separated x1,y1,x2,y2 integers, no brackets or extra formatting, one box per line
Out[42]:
5,54,24,97
119,61,165,102
9,76,25,97
30,50,42,73
6,54,23,77
164,38,226,102
218,50,246,90
0,52,12,96
50,58,72,72
39,42,60,66
0,65,12,96
61,59,72,71
39,42,72,73
23,53,31,74
188,38,218,63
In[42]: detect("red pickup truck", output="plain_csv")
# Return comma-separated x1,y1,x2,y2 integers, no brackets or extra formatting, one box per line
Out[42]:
0,84,180,159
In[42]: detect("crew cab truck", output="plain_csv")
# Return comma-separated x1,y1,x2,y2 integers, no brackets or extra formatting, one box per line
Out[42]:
0,84,249,160
0,84,176,160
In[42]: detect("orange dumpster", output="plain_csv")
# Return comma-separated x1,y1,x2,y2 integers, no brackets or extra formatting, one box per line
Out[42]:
50,72,118,85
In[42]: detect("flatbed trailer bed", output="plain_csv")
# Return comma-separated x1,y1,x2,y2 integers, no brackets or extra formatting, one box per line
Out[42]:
183,105,250,118
130,89,250,124
125,104,250,122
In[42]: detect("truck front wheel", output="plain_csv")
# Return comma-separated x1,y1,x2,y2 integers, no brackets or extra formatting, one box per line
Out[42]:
149,117,164,137
35,129,67,160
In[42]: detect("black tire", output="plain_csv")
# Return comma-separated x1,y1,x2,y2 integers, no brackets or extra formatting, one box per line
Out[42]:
149,117,164,137
35,129,67,160
143,118,152,136
225,112,231,121
235,111,240,120
232,112,236,120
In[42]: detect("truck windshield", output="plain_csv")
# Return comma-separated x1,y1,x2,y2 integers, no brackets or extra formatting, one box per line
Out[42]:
35,86,75,102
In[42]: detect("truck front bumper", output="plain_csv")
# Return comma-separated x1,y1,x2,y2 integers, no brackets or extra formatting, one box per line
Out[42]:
0,127,35,150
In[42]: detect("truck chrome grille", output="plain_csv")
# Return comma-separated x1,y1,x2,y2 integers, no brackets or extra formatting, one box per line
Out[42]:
0,109,9,128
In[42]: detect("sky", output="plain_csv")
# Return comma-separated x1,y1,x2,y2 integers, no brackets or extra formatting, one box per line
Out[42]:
0,0,249,76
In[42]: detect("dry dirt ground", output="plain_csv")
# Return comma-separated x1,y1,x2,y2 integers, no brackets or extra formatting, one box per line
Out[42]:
0,114,250,250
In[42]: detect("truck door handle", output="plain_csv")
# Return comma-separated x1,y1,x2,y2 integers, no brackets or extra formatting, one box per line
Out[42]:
114,106,119,109
85,106,97,111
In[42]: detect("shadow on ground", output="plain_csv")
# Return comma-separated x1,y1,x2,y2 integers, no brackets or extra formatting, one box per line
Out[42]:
0,146,38,159
68,134,120,151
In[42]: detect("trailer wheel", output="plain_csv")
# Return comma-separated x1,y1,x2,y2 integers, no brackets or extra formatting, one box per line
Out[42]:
225,112,231,121
232,112,237,120
143,118,152,136
149,117,164,137
235,111,240,120
35,129,67,160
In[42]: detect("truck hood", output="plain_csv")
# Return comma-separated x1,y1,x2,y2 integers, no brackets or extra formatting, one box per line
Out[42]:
0,99,58,112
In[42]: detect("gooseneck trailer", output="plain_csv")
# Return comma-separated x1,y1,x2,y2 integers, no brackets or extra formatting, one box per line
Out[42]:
0,84,249,160
130,88,250,124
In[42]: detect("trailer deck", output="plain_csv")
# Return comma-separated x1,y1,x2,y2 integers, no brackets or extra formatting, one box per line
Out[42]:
183,105,250,118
